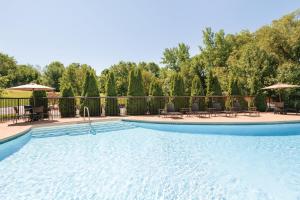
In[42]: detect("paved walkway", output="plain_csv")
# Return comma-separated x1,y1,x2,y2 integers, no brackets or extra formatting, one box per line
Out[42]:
1,113,300,142
126,113,300,124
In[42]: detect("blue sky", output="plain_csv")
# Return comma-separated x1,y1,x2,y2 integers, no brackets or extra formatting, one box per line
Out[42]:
1,0,299,73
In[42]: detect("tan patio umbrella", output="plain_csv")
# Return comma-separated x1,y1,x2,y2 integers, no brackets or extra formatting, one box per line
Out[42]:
8,83,54,106
262,83,300,102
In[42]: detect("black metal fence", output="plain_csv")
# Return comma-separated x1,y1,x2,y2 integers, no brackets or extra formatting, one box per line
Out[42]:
0,96,253,122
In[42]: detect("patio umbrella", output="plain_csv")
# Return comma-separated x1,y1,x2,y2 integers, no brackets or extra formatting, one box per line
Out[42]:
8,83,54,106
262,83,300,102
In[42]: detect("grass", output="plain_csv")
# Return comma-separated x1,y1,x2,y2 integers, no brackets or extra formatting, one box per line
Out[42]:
1,90,32,98
0,90,32,108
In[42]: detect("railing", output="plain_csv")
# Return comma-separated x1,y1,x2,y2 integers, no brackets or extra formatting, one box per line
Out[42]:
83,106,91,123
0,96,254,122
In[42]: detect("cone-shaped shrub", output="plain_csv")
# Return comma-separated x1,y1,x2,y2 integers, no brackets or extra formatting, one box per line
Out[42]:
206,70,224,108
190,75,205,110
80,70,101,116
126,68,147,115
170,73,186,111
59,85,76,117
227,77,247,110
255,91,267,111
105,72,119,116
149,79,165,114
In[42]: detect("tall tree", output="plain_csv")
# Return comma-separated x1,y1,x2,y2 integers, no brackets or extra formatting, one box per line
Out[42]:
161,43,190,72
0,53,17,88
190,75,205,110
149,78,165,114
105,72,119,116
126,68,147,115
60,63,92,95
12,65,40,86
43,61,65,91
80,69,101,116
170,73,186,111
59,85,76,117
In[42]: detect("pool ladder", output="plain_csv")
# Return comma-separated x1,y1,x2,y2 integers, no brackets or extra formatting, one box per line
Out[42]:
83,106,96,135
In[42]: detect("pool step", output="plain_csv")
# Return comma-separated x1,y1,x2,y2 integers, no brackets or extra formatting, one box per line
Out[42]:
31,122,137,138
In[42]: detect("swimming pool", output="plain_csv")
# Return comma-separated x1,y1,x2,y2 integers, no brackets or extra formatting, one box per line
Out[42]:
1,121,300,200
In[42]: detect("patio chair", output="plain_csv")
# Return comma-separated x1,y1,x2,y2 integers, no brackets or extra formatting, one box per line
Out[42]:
187,103,210,117
159,103,183,118
32,106,48,121
231,101,259,116
13,106,30,123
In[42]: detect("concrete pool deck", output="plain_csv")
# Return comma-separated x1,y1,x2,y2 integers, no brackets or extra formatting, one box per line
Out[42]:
1,113,300,142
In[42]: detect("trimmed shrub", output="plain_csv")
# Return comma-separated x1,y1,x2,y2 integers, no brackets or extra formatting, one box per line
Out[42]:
255,91,267,111
170,73,186,111
80,70,101,116
126,68,147,115
105,72,119,116
190,75,205,110
149,79,165,114
206,70,224,108
59,85,76,117
30,90,48,118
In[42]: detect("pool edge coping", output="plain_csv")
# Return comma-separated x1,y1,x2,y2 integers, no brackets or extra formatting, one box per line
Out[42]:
0,118,122,144
3,117,300,144
122,119,300,125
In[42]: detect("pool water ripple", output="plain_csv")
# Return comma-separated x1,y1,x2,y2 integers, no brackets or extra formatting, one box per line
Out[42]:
1,121,300,199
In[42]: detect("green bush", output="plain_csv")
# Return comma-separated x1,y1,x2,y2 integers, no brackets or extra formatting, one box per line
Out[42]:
105,72,119,116
149,79,165,114
126,68,147,115
170,73,186,111
30,90,48,117
59,85,76,117
190,75,205,110
80,70,101,116
255,91,267,111
206,70,224,108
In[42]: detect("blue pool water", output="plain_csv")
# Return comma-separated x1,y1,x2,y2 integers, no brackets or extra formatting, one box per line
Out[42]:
1,121,300,200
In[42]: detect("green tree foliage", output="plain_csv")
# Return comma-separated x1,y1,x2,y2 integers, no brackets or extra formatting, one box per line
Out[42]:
44,61,65,91
206,70,223,107
0,53,17,88
105,72,119,116
126,68,147,115
59,85,76,117
98,61,136,96
11,65,40,86
170,73,186,111
190,75,205,110
149,79,165,114
162,43,190,72
80,69,101,116
255,91,267,111
206,71,222,96
60,63,91,95
98,69,109,94
228,77,240,96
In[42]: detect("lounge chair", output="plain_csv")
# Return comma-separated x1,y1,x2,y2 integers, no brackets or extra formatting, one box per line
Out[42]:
231,101,259,116
208,102,224,116
159,103,183,118
187,103,210,117
32,106,49,121
13,106,30,123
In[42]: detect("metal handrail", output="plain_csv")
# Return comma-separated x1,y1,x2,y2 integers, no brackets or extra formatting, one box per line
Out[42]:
83,106,91,123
